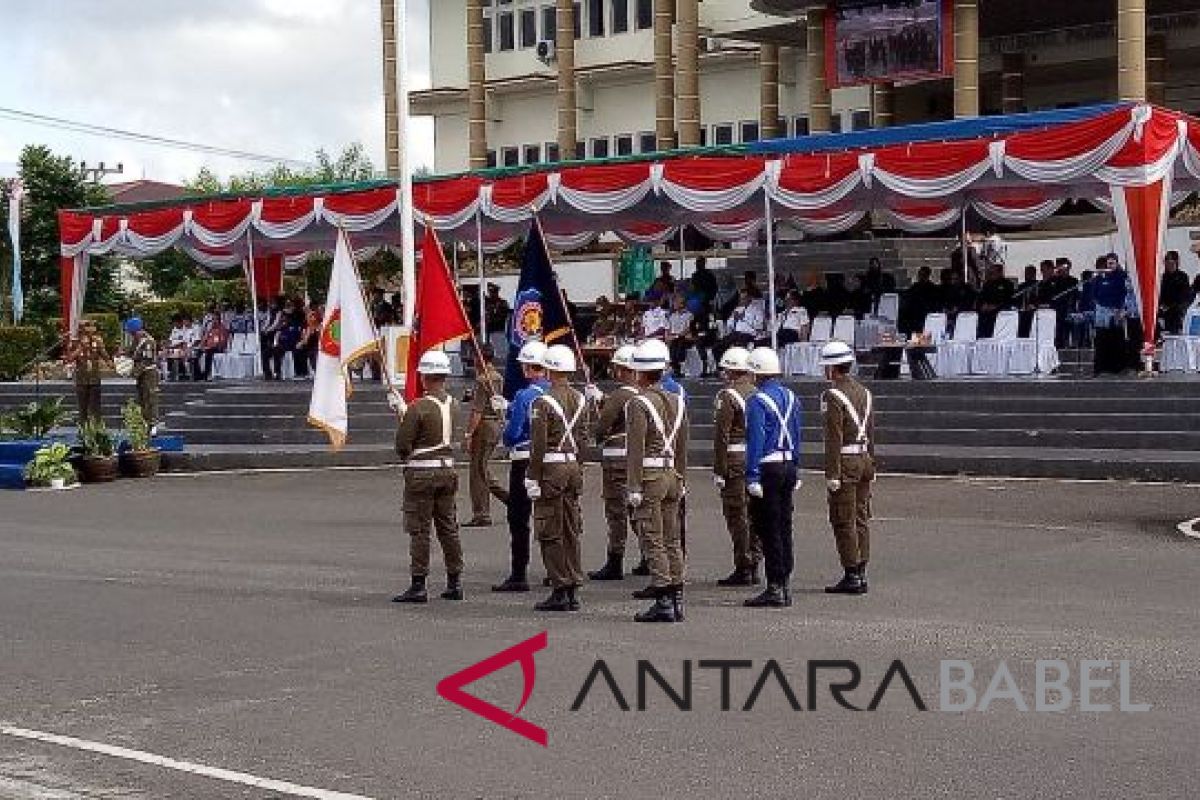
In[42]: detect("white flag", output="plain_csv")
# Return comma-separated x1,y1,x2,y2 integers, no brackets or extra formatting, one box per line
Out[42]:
307,230,380,449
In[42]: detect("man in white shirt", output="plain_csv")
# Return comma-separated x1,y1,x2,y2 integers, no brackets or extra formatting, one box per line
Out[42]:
778,291,810,346
641,297,670,340
666,294,695,373
716,290,764,361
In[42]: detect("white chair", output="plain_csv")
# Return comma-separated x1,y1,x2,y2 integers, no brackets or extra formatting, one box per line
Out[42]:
1010,308,1060,375
876,292,900,324
940,311,978,377
971,310,1019,375
794,315,834,376
832,315,857,348
1161,305,1200,373
923,312,948,343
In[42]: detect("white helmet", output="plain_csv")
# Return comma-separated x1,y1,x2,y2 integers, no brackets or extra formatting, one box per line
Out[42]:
541,343,577,373
818,339,855,367
516,340,547,366
630,338,670,372
113,356,134,378
747,347,782,376
612,344,637,370
417,350,452,375
718,346,751,373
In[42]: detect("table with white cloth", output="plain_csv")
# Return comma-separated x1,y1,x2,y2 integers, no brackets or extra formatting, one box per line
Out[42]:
873,344,938,380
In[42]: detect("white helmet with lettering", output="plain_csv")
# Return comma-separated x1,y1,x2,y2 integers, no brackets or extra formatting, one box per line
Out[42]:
516,340,547,366
818,339,855,367
417,350,452,375
747,347,782,376
541,343,577,374
612,344,637,370
718,346,751,373
630,338,670,372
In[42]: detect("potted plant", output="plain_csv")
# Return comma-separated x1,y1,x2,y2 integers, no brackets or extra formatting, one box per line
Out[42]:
119,400,161,478
23,443,77,490
76,419,118,483
0,396,72,441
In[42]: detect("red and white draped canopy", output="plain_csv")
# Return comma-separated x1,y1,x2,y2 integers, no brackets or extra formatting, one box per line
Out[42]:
59,102,1200,344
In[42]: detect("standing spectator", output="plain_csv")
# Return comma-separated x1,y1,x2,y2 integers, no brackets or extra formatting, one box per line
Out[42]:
900,266,940,335
861,256,896,313
1015,265,1039,309
271,301,303,379
846,274,872,319
691,256,718,308
1051,259,1081,346
259,297,285,380
296,305,322,378
1070,269,1097,348
1093,253,1137,375
1035,260,1057,306
165,315,193,381
370,288,395,328
1158,251,1193,335
642,262,676,307
484,283,510,357
229,303,253,335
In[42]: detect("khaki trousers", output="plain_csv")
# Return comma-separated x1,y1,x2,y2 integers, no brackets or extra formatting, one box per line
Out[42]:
534,463,584,589
468,419,504,519
633,470,684,589
720,458,760,571
404,468,464,576
828,454,873,568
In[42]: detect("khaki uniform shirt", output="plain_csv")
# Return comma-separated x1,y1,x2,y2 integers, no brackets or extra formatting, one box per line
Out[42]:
69,333,109,384
822,376,875,482
592,384,639,460
131,335,158,378
395,389,456,462
626,386,689,487
471,365,503,424
529,383,585,482
713,377,754,478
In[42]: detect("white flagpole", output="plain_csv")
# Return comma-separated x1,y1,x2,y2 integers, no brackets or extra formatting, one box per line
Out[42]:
245,230,262,378
475,208,486,338
396,0,416,327
764,193,778,351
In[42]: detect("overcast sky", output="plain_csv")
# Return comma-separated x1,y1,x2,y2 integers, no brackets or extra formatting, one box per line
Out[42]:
0,0,433,183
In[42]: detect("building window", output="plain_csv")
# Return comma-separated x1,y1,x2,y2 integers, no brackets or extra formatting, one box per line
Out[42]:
713,123,734,146
774,118,787,139
635,0,652,30
830,114,843,134
486,150,497,169
612,0,629,34
794,115,809,136
615,134,634,156
700,126,708,147
576,140,587,159
545,142,561,162
541,6,557,42
498,10,515,51
638,131,656,154
591,136,610,159
520,8,537,48
587,0,605,37
574,2,582,39
502,146,520,167
851,109,871,131
523,143,541,164
740,121,760,143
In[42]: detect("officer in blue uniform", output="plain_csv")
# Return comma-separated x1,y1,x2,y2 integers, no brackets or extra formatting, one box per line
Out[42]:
743,347,802,608
491,340,549,592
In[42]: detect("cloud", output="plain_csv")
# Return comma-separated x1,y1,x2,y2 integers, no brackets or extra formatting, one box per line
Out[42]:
0,0,433,184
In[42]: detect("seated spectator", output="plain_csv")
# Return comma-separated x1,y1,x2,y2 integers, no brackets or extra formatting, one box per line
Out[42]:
716,289,765,359
900,267,940,335
941,269,977,326
976,264,1015,338
165,314,192,381
271,301,303,379
642,261,676,307
666,294,696,373
1159,250,1193,335
590,296,619,341
295,306,321,378
193,314,229,381
642,296,670,339
620,295,643,340
777,291,810,346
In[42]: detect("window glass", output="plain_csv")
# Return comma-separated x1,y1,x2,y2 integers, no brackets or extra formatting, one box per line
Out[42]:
635,0,653,30
612,0,629,34
486,150,497,169
520,8,537,48
502,147,520,167
498,11,515,51
542,6,557,41
615,134,634,156
851,109,871,131
740,121,760,143
483,17,493,53
545,142,561,163
574,2,582,39
794,116,810,136
588,0,604,37
523,144,541,164
830,114,843,134
575,140,587,160
713,124,734,146
591,137,610,159
638,131,656,154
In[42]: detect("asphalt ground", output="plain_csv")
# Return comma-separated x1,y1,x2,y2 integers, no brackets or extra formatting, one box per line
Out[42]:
0,468,1197,800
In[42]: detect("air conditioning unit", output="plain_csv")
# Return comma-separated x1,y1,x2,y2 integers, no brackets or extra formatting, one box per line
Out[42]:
702,36,724,54
535,39,556,65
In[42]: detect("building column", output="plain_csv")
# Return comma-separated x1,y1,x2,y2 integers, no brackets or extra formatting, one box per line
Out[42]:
467,0,488,169
677,0,701,148
806,8,832,133
953,0,979,117
556,0,577,158
759,43,781,139
1001,52,1025,114
380,0,400,178
871,82,895,128
1146,33,1167,106
1118,0,1147,102
654,0,676,151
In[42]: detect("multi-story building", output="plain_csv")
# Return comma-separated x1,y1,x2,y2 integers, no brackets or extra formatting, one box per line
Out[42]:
402,1,1200,177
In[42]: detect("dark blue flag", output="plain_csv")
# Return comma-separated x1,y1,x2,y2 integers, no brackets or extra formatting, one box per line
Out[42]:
503,221,576,398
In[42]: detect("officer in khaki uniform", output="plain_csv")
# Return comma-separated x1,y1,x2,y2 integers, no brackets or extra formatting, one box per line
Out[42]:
625,339,689,623
584,344,639,581
463,345,508,526
818,340,876,595
712,346,761,586
392,351,465,604
526,344,587,612
66,319,111,425
123,318,161,432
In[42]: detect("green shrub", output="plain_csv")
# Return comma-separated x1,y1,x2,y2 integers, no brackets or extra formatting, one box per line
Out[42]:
0,326,46,381
45,313,121,352
78,419,116,457
121,400,152,452
133,301,205,342
0,396,72,439
23,442,77,487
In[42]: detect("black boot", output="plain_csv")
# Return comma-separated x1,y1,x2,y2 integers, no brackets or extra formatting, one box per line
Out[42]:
491,574,530,593
749,563,762,584
744,584,787,608
535,587,572,612
392,575,428,603
857,562,869,594
440,573,463,601
825,569,865,595
671,587,685,622
631,584,658,599
587,551,624,581
542,576,552,587
635,593,676,623
630,558,650,577
716,568,755,587
566,586,581,612
780,582,793,607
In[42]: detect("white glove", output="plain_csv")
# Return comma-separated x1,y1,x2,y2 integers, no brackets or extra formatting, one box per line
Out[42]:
490,395,509,415
524,478,542,500
747,483,764,499
627,491,643,509
387,391,406,414
680,484,689,499
827,479,842,493
794,479,803,492
713,474,726,489
584,384,604,403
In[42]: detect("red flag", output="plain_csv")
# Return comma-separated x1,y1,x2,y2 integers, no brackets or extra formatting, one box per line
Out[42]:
404,227,473,401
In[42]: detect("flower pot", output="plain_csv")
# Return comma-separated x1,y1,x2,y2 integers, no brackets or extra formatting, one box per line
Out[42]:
120,449,161,478
78,455,119,483
50,478,65,490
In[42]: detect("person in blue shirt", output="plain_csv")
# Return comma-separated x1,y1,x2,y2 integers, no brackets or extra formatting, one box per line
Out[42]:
743,347,802,608
493,340,549,592
1092,253,1140,375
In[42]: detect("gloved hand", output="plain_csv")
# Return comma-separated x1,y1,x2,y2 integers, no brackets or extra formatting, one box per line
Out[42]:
524,478,542,500
387,390,406,414
584,384,604,403
747,482,764,499
680,484,688,499
794,479,803,492
827,479,842,493
627,491,643,509
490,395,509,415
712,474,726,489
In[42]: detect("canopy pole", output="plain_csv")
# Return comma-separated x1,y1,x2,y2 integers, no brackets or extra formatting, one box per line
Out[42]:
959,202,970,285
475,208,486,341
246,229,262,378
677,225,686,285
396,0,416,327
764,192,778,351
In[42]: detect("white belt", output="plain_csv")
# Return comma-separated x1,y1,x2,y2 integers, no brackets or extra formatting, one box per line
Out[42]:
642,457,672,469
760,452,793,463
543,453,577,463
406,458,454,469
510,448,531,461
841,444,869,455
602,447,628,459
728,443,746,453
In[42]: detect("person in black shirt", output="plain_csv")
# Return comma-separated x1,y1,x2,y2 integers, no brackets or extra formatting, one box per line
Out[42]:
1158,250,1193,335
691,256,718,308
823,273,851,319
862,257,897,314
1050,258,1081,346
976,264,1016,337
901,266,941,335
941,268,978,325
1035,260,1056,306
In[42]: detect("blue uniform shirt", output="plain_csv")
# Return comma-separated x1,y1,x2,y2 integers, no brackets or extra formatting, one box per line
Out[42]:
745,379,803,484
503,378,549,449
661,373,685,399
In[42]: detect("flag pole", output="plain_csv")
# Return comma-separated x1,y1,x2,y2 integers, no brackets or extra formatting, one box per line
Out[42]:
396,0,416,329
341,227,405,415
245,229,263,378
475,207,487,341
531,214,594,390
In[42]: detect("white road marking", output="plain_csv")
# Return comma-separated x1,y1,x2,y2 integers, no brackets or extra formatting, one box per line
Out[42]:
1177,517,1200,539
0,726,375,800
